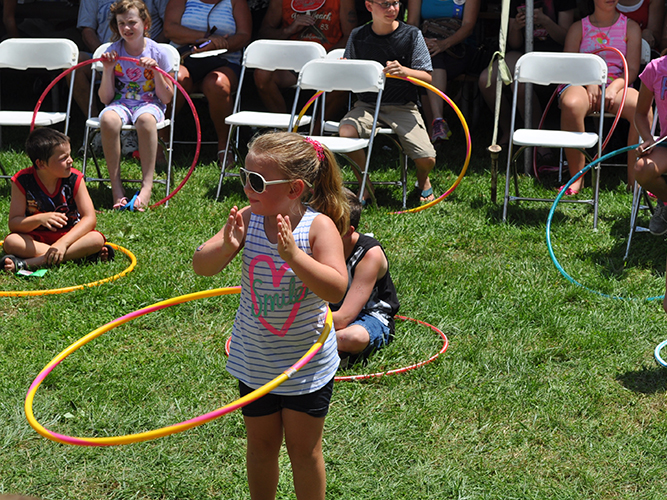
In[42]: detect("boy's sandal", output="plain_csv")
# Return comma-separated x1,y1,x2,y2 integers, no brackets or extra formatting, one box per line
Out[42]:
419,186,435,204
85,244,116,264
2,254,28,273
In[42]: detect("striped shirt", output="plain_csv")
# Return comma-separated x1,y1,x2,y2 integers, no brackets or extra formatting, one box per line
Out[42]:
227,207,340,395
178,0,241,65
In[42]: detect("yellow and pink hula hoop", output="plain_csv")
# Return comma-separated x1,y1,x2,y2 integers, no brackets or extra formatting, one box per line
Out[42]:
293,74,471,214
25,286,333,446
0,241,136,297
224,314,449,381
31,56,201,209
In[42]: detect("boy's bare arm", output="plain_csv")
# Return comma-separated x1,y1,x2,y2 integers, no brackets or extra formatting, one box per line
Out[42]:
384,60,432,84
331,245,387,329
7,182,69,234
45,181,98,264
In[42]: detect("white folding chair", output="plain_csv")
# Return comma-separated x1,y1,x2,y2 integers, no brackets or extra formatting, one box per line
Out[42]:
81,42,180,203
215,40,327,200
326,48,345,60
288,58,387,205
0,38,78,178
624,106,659,261
503,52,608,228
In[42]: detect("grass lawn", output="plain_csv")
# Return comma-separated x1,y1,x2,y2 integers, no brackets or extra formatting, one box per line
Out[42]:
1,117,667,499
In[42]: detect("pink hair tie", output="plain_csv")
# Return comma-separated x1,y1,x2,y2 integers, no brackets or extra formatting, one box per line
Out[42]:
305,137,325,162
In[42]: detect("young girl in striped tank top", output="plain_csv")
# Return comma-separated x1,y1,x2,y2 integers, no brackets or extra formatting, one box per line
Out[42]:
193,131,349,499
558,0,642,195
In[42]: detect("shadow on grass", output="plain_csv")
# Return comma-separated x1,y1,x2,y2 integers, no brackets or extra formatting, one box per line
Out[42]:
617,365,667,394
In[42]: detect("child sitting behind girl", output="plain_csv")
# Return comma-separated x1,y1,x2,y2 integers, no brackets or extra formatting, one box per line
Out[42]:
559,0,642,195
634,50,667,235
193,132,349,500
99,0,174,211
2,128,112,273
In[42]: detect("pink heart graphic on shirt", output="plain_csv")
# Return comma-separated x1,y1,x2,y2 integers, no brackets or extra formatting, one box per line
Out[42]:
126,67,142,81
248,255,307,337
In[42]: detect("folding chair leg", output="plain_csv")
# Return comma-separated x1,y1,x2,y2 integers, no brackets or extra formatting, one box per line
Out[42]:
624,183,654,261
401,153,408,209
593,163,601,229
216,126,235,201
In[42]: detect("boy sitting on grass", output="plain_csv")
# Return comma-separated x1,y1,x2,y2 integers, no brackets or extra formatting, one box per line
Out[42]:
2,128,113,273
331,191,400,367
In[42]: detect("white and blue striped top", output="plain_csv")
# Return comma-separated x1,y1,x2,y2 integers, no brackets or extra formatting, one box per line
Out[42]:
227,207,340,395
178,0,241,65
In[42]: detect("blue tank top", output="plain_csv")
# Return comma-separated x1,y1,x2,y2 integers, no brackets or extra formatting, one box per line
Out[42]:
178,0,241,65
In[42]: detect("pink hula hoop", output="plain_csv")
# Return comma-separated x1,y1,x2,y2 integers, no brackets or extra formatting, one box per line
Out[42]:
30,56,201,209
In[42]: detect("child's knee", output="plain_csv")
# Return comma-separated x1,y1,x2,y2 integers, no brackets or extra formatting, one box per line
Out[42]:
634,157,654,183
2,233,24,253
339,123,359,138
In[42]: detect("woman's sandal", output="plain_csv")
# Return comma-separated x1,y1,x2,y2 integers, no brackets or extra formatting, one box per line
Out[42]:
2,254,28,273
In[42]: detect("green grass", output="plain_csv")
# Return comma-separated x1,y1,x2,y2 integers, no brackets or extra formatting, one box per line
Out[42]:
2,122,667,499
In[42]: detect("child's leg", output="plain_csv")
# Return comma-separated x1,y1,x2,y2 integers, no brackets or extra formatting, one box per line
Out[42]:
338,124,367,177
635,147,667,199
2,231,106,271
244,413,283,500
336,323,370,354
414,157,436,200
559,86,591,192
133,111,159,206
2,233,46,271
283,409,326,500
59,231,106,262
99,106,127,205
615,87,641,188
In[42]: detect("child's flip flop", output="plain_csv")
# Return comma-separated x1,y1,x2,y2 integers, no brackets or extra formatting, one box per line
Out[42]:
120,191,145,212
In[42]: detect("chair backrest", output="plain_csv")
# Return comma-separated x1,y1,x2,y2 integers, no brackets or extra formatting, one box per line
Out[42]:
297,59,385,93
92,42,179,74
243,39,326,71
641,38,651,65
326,48,345,60
91,42,113,72
515,52,607,87
0,38,78,70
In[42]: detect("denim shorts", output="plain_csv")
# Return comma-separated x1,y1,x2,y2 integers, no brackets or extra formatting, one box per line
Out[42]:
238,376,335,418
351,312,395,359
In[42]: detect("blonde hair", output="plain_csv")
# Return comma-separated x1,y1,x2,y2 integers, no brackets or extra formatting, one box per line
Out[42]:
247,132,350,235
109,0,152,41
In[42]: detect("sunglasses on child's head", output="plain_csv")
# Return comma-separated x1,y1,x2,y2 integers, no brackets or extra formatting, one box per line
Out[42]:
239,167,292,194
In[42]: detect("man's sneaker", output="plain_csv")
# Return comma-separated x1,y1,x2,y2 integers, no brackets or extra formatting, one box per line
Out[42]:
121,130,139,156
431,118,452,143
649,201,667,235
